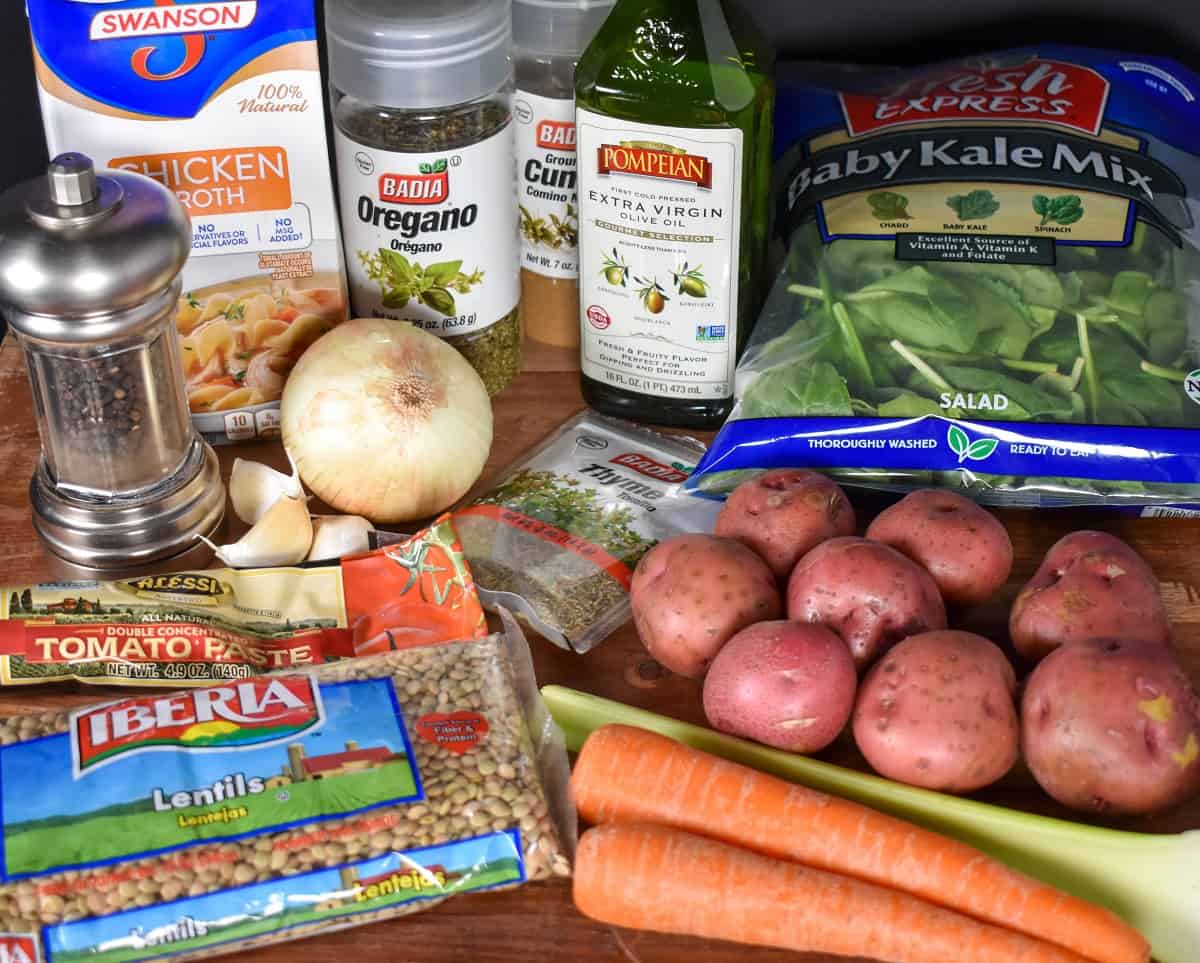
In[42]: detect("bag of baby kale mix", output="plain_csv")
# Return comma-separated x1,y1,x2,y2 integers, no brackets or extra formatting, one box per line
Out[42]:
690,46,1200,514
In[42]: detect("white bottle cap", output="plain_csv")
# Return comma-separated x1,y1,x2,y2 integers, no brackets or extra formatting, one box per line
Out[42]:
326,0,513,109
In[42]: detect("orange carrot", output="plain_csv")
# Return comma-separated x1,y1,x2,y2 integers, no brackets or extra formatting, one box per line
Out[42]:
576,823,1096,963
572,725,1149,963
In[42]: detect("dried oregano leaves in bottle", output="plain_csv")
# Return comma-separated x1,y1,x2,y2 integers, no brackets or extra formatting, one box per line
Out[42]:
326,0,521,395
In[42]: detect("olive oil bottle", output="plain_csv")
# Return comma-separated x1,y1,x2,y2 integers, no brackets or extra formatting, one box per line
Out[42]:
575,0,774,427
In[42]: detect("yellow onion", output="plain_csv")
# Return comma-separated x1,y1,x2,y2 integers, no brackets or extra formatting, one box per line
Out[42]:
280,319,493,523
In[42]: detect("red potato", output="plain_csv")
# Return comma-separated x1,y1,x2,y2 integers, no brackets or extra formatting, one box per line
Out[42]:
703,621,857,753
1021,638,1200,815
714,469,856,578
1009,530,1170,664
853,631,1019,793
631,534,782,678
865,490,1012,607
786,537,947,669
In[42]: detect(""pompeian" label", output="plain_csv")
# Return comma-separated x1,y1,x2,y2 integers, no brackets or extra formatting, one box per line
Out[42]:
839,57,1110,137
609,452,689,484
596,142,713,189
71,676,324,775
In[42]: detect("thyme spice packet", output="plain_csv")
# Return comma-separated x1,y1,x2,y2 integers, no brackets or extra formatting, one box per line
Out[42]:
692,46,1200,514
451,410,719,653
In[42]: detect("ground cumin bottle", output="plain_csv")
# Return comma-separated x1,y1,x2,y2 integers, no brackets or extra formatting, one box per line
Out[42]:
575,0,774,427
326,0,521,395
513,0,615,364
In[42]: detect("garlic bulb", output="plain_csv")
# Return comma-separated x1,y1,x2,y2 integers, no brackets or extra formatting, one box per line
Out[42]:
307,515,373,561
202,495,313,567
228,452,304,525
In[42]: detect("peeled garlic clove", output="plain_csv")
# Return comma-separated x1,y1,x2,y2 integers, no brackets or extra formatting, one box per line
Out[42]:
306,515,373,561
228,451,304,525
201,495,312,568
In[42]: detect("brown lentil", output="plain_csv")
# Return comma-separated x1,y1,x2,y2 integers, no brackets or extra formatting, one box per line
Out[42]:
0,628,571,957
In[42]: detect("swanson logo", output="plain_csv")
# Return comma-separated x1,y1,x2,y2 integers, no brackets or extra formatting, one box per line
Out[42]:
947,424,998,464
88,1,259,82
379,158,449,205
596,142,713,189
71,676,324,777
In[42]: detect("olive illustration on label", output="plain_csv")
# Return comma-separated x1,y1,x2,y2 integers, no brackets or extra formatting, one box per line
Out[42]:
672,262,708,298
600,248,630,287
634,275,669,314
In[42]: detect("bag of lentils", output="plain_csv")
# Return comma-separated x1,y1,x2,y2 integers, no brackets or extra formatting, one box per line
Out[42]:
0,612,572,961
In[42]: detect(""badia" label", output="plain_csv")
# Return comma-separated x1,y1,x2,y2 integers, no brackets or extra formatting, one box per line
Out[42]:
515,91,580,281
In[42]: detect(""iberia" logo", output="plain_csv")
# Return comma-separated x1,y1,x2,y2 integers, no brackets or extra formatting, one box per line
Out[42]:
597,142,713,189
71,676,324,776
0,936,37,963
379,158,449,205
88,1,259,82
839,56,1110,137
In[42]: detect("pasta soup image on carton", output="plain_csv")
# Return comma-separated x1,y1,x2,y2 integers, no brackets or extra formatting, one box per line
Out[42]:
27,0,349,444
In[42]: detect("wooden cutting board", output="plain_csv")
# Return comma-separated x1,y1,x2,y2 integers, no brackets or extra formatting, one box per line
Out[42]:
0,334,1196,963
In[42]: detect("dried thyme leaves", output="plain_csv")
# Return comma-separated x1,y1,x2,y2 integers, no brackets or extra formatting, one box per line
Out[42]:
452,411,717,653
446,307,522,396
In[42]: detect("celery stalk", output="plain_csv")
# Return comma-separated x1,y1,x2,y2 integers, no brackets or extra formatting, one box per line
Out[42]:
543,685,1200,963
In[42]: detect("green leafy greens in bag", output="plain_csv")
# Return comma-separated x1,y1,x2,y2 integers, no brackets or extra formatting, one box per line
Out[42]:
695,47,1200,510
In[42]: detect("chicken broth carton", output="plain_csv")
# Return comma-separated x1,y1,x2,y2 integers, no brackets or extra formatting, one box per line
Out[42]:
27,0,348,444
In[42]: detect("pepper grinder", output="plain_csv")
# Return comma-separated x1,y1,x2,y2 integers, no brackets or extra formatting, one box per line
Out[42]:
0,153,225,577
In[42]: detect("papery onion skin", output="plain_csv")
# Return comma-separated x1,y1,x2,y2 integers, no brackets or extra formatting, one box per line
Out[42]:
280,319,494,523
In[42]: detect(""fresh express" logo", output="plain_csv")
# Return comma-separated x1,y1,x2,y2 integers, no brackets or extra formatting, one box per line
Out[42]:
71,676,324,776
610,452,689,484
88,1,259,81
597,142,713,189
537,120,576,151
840,57,1110,137
379,158,449,205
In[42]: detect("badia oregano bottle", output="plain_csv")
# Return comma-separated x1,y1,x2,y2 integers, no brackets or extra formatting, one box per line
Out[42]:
575,0,774,428
325,0,521,395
